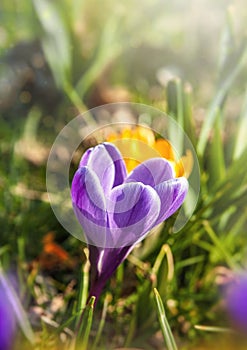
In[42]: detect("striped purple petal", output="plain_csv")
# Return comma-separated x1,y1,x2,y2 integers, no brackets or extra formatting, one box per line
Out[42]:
154,177,188,225
126,158,175,186
71,166,108,246
72,167,161,247
107,182,160,247
79,142,127,193
103,142,128,187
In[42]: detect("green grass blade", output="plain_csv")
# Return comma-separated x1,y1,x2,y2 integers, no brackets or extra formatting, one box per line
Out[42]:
75,16,122,97
207,110,226,187
203,221,238,270
233,88,247,160
76,296,95,350
153,288,178,350
76,258,90,326
152,244,174,283
33,0,72,87
167,78,184,154
218,6,236,77
197,45,247,157
214,146,247,193
183,82,196,147
195,324,236,334
91,293,110,350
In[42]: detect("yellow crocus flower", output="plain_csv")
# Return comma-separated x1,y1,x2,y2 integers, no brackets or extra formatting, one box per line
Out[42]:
107,125,193,177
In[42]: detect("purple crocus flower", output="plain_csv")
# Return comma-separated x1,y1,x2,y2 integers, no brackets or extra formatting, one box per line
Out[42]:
226,274,247,332
0,276,16,350
71,142,188,301
0,270,34,349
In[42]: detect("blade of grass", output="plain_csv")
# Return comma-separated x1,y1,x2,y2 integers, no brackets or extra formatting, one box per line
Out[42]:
53,309,82,336
233,88,247,160
153,288,178,350
203,220,238,270
175,255,205,270
75,16,122,97
167,78,184,155
183,82,196,147
76,255,90,325
152,244,174,282
91,293,111,350
63,81,89,114
197,45,247,157
124,304,137,347
207,109,226,187
207,147,247,201
218,6,236,77
195,324,236,334
33,0,71,87
75,296,95,350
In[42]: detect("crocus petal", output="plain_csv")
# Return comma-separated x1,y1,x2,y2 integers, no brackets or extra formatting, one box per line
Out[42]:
88,245,131,302
0,291,15,350
79,147,93,167
126,158,175,187
154,177,188,225
226,276,247,331
0,272,17,350
106,182,160,247
79,143,127,193
103,142,127,187
71,166,108,246
85,144,115,193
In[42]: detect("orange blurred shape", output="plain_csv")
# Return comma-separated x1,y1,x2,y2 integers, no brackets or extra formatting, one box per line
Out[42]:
38,232,74,271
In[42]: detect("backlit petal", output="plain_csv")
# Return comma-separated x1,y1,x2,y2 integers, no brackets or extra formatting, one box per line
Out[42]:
107,182,160,247
79,143,127,192
103,142,127,187
71,166,108,246
154,177,188,225
126,158,175,187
